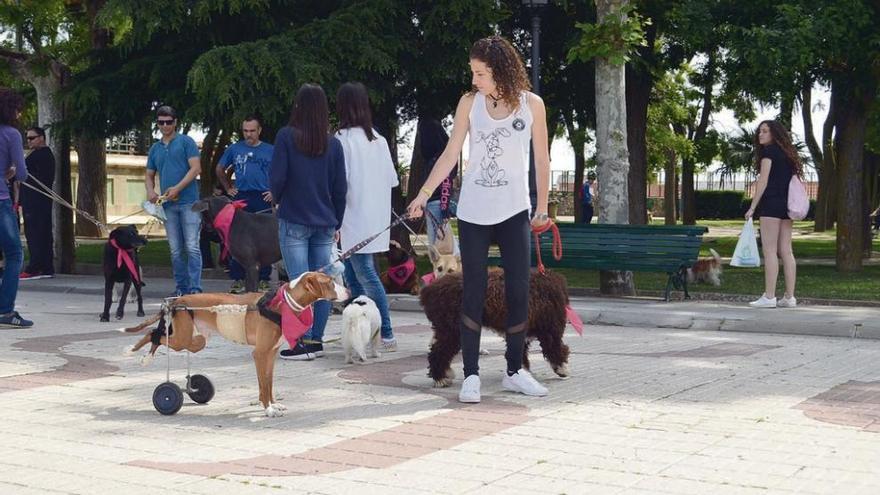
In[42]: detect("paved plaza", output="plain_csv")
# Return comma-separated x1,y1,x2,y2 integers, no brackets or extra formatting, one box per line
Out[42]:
1,276,879,494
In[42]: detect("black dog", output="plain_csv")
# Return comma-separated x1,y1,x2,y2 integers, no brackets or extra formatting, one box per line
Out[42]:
101,225,147,322
192,196,281,293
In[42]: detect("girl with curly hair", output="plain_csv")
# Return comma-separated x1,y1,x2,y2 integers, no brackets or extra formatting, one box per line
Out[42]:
745,120,802,309
407,36,551,403
0,87,32,327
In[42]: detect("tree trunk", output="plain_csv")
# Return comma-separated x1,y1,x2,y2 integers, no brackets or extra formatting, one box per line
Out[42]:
664,149,677,224
199,126,220,198
563,114,587,222
814,91,838,231
834,91,871,272
682,53,716,225
800,80,823,169
74,135,107,237
778,91,795,130
626,63,651,225
595,0,634,296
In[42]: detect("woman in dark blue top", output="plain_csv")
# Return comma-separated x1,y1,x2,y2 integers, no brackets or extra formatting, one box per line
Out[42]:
745,120,802,309
270,84,347,360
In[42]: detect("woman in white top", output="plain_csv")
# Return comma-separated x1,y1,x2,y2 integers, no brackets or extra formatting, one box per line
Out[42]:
407,36,551,403
336,82,399,348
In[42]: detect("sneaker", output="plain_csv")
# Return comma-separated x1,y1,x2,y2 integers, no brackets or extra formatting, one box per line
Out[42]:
229,280,245,294
749,295,777,308
778,296,798,308
259,280,271,292
459,375,481,403
0,311,33,328
306,342,324,358
19,272,53,280
279,341,315,361
381,338,398,352
502,369,548,397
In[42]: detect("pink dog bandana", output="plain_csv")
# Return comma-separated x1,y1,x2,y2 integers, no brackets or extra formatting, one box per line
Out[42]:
387,257,415,287
269,288,314,346
565,305,584,336
213,200,247,261
110,238,140,285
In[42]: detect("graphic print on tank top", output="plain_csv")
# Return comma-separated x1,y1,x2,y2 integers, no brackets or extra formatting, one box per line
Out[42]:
474,128,512,187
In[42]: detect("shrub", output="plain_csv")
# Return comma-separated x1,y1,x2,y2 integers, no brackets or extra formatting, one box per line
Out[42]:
696,190,747,219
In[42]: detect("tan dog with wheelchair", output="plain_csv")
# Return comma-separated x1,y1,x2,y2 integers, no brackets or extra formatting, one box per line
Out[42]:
123,272,348,417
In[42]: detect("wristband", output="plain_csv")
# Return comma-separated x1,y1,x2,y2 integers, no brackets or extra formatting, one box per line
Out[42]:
420,187,432,197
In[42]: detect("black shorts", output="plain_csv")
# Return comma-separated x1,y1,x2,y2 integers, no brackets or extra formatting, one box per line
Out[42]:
757,195,789,219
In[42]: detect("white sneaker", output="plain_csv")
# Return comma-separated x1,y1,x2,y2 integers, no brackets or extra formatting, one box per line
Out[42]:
458,375,481,403
502,369,548,397
749,295,777,308
778,296,797,308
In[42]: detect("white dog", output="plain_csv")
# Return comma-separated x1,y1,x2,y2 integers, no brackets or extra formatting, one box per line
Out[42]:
341,295,382,364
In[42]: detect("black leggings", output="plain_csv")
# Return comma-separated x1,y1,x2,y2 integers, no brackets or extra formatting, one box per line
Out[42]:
458,210,530,377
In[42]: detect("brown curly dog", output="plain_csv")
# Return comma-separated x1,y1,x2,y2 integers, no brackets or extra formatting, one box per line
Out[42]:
420,268,571,387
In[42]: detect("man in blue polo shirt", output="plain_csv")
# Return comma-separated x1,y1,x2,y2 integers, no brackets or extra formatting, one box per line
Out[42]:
145,105,202,296
216,115,274,293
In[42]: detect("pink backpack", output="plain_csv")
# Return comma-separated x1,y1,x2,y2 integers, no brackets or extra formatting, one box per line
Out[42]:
788,175,809,220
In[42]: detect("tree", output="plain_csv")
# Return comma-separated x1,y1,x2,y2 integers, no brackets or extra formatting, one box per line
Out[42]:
570,0,646,295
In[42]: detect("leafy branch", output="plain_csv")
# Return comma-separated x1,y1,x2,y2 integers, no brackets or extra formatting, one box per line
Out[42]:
568,4,649,66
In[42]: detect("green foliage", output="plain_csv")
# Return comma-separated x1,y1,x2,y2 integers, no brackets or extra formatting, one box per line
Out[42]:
646,67,693,171
694,190,747,219
569,4,650,66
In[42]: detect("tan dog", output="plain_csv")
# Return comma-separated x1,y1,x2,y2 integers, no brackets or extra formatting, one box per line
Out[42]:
428,223,461,279
687,248,722,286
123,272,348,417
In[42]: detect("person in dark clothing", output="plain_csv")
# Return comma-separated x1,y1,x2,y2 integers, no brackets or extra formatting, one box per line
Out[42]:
417,119,459,250
581,171,596,224
745,120,801,309
19,126,55,280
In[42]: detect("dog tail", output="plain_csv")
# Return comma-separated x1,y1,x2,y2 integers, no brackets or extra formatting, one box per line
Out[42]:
709,248,721,263
120,311,164,334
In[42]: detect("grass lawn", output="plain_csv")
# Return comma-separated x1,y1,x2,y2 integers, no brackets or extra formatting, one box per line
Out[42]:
71,233,879,301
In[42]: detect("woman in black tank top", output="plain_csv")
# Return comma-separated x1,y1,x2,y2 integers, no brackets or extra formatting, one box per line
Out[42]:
744,120,803,309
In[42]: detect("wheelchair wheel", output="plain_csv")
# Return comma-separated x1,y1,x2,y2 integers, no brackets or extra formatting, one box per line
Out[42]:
153,381,184,415
187,374,215,404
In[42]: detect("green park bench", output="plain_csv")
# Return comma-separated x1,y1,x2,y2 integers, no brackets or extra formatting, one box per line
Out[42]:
489,223,709,301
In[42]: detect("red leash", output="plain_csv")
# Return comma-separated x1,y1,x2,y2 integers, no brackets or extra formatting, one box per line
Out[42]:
531,220,562,274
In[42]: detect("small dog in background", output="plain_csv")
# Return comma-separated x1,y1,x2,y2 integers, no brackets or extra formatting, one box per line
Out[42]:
101,225,147,322
341,296,381,364
380,240,420,294
428,223,461,280
687,248,722,286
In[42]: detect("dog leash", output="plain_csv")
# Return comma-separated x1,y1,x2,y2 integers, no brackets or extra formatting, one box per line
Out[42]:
531,219,562,274
326,211,414,268
19,174,109,232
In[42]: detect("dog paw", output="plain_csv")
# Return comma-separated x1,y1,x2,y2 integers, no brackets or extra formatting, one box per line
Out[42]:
137,310,145,317
140,353,155,366
433,377,453,388
554,363,570,378
123,345,137,356
264,404,285,417
99,314,110,322
270,402,287,411
115,313,124,320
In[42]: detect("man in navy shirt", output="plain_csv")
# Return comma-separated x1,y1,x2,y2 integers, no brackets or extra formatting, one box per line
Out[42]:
216,115,274,293
145,106,202,296
581,171,596,224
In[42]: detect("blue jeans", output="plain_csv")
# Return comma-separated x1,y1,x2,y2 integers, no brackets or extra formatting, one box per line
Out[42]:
164,200,202,294
0,199,23,314
343,253,393,339
228,190,272,281
425,200,460,255
278,219,334,342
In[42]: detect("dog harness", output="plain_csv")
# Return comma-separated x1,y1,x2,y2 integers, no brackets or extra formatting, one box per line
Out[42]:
110,238,140,284
387,257,415,287
268,286,314,346
213,200,247,261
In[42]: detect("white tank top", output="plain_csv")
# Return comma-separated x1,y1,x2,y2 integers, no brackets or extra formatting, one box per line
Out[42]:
456,91,533,225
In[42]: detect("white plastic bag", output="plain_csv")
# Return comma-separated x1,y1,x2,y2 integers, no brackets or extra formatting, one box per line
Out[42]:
730,218,761,267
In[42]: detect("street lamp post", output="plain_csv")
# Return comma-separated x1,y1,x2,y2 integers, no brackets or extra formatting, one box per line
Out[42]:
522,0,549,95
522,0,549,215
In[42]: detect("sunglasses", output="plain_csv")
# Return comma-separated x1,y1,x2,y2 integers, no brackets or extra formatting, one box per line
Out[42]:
26,135,39,141
157,119,175,126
